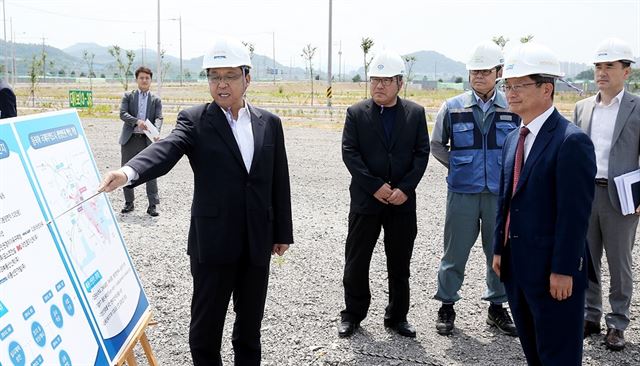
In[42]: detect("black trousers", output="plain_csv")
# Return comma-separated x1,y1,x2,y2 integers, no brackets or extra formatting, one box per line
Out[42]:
505,257,585,366
341,210,417,323
121,134,159,205
189,256,270,366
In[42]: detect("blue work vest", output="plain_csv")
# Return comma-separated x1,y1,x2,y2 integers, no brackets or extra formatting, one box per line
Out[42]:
446,94,520,194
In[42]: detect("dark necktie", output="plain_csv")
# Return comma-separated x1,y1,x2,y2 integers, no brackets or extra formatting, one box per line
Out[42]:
503,127,530,246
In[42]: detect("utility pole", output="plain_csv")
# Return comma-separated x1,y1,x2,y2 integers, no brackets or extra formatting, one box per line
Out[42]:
2,0,8,82
179,15,182,86
272,31,276,84
338,40,342,82
327,0,332,107
168,16,183,86
157,0,162,96
10,16,15,84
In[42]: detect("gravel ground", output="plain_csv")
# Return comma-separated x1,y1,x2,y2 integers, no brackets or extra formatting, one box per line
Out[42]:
84,117,640,366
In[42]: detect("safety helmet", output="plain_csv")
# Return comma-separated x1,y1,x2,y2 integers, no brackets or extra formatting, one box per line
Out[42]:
369,50,405,78
467,41,504,70
592,37,635,64
502,43,564,79
202,36,252,69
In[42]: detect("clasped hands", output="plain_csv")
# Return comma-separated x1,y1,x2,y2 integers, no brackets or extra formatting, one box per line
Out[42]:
373,183,407,205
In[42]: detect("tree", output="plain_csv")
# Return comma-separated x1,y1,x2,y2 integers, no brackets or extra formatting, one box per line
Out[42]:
352,74,362,83
199,70,207,79
28,55,43,107
360,37,374,98
454,76,464,83
242,41,255,63
520,34,534,43
575,69,594,80
403,55,417,99
82,50,95,91
301,44,317,105
492,35,509,49
70,71,76,77
184,70,192,80
108,45,136,90
58,69,66,77
160,49,171,82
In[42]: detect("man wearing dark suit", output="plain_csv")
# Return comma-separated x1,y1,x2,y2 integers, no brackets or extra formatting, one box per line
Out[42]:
492,43,596,365
574,38,640,351
119,66,163,216
338,50,430,338
99,37,293,365
0,79,17,119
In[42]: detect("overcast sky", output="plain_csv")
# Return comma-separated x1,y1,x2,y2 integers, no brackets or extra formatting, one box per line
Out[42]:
4,0,640,72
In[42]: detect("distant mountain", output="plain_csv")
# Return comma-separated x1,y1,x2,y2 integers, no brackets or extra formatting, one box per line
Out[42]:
352,50,467,81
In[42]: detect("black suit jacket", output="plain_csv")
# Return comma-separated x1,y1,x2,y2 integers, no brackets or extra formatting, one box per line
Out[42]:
126,102,293,266
342,97,430,214
493,109,596,290
0,80,17,119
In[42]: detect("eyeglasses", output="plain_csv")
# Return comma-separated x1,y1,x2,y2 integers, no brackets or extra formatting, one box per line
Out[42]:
501,82,539,93
208,74,243,84
370,77,395,86
470,69,495,76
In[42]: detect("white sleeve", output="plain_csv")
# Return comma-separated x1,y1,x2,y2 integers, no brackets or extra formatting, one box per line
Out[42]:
121,165,139,186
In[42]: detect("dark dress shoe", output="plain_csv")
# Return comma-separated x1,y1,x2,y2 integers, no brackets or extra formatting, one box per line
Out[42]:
121,202,134,213
604,328,625,351
584,320,601,338
436,304,456,336
338,321,358,338
487,305,518,337
146,205,159,217
384,319,417,338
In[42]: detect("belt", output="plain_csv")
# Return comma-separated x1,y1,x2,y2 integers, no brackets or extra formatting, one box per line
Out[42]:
595,178,608,187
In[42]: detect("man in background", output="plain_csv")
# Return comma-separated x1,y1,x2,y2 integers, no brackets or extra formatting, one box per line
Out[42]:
339,50,429,338
574,37,640,351
119,66,163,216
431,41,519,337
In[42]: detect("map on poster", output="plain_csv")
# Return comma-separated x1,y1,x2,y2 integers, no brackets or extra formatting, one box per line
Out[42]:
0,110,149,366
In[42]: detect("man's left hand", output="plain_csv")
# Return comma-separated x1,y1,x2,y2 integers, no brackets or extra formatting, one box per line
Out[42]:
550,273,573,301
387,188,407,205
635,204,640,216
272,244,289,256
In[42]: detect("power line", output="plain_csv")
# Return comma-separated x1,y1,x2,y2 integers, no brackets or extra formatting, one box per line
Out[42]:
10,2,156,23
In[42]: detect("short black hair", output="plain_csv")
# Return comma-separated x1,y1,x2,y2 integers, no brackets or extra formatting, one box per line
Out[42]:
529,74,555,101
135,66,153,78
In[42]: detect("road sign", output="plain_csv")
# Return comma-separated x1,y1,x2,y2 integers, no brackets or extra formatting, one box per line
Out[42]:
326,86,332,99
69,90,93,108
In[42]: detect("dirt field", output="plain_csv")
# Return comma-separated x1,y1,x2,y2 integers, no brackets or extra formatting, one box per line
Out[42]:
77,112,640,365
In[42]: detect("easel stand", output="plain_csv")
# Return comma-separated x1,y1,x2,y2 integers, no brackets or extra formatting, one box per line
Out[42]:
115,311,159,366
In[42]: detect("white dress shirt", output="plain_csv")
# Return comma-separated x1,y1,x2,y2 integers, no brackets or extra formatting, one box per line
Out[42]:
133,90,149,134
222,104,254,173
522,105,555,163
591,89,624,178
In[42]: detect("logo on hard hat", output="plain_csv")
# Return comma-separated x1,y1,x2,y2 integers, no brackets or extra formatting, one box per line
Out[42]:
377,64,384,70
505,64,514,70
214,55,227,59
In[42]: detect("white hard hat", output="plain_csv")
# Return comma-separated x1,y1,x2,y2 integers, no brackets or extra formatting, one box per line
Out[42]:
369,50,405,78
592,37,635,64
202,36,252,69
502,43,564,79
467,41,504,70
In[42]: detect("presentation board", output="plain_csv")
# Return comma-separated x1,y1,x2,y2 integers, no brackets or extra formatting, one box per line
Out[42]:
0,110,149,366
